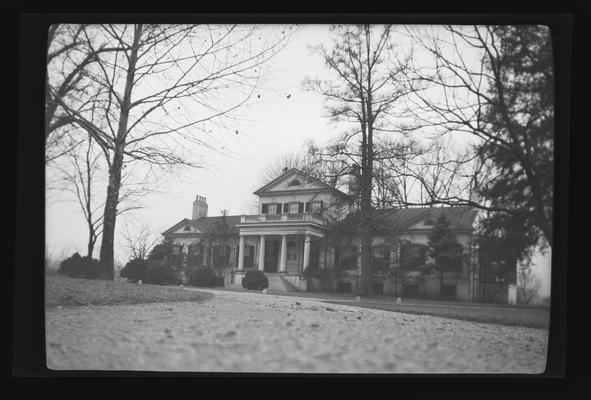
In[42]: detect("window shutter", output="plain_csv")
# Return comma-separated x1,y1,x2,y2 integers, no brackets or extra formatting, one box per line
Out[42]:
298,202,304,213
305,202,311,212
283,203,288,213
319,201,323,212
262,203,268,214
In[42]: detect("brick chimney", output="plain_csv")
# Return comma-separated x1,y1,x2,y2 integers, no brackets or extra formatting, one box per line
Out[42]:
192,195,208,220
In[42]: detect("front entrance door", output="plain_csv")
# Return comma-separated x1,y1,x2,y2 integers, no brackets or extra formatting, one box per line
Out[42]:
264,240,279,272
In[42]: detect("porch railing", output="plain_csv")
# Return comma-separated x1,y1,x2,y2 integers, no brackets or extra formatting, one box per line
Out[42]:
286,264,301,274
240,213,324,225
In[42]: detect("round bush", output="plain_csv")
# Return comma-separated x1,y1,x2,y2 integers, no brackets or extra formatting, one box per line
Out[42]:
242,270,269,290
120,258,148,282
58,253,99,279
143,261,178,285
190,267,225,287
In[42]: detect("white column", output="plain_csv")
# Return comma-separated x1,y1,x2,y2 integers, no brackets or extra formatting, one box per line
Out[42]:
357,243,362,271
258,235,265,271
303,234,311,271
279,234,287,273
238,236,245,270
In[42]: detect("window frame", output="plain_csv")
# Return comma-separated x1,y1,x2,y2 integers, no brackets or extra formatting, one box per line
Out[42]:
288,202,300,214
311,201,322,213
371,245,391,271
339,245,359,270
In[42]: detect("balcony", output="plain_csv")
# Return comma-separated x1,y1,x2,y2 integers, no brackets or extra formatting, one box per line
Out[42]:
240,213,325,225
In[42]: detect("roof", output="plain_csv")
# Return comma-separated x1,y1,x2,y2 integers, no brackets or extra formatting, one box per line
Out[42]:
253,167,352,200
380,206,479,230
162,215,242,236
336,206,478,235
162,206,478,237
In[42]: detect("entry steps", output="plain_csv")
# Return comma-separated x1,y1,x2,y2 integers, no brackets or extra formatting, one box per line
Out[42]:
227,272,301,293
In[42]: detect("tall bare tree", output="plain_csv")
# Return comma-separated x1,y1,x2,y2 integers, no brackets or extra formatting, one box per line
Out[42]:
48,24,292,279
305,24,414,295
404,25,553,248
45,24,125,164
53,132,146,258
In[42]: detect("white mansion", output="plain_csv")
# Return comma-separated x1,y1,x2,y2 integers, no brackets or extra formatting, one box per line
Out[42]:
162,168,483,301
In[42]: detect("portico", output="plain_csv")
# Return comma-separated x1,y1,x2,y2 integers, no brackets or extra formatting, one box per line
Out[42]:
236,213,324,274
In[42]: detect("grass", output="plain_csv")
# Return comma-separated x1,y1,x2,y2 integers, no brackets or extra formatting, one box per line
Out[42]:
211,286,549,329
45,275,212,309
322,300,550,329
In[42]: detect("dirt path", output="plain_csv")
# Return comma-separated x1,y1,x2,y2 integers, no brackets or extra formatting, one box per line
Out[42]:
46,289,548,373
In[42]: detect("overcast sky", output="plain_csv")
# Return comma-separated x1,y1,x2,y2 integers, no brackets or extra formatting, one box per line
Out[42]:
45,24,551,297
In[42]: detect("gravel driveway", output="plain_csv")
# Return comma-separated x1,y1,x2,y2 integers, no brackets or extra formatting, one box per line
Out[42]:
46,289,548,373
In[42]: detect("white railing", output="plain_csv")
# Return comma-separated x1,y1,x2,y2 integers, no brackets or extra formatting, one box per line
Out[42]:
286,263,300,274
240,213,324,224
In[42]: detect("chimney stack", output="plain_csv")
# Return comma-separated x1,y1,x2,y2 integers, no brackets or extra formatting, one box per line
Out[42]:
192,195,208,220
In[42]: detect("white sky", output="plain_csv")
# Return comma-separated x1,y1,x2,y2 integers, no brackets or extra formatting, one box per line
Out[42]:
45,24,551,298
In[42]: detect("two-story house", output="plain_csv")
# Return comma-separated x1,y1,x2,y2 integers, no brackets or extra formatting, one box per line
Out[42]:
162,167,480,301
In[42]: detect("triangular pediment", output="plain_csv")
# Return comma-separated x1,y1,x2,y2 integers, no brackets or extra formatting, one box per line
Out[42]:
404,209,471,231
172,224,202,234
162,219,203,236
254,168,334,195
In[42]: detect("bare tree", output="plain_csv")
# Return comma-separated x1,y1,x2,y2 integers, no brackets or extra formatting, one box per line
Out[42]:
121,222,160,260
53,132,145,258
45,24,126,164
403,25,553,247
49,24,293,279
305,24,414,296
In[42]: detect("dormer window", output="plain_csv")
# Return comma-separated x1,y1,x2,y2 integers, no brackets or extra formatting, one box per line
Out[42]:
288,179,301,187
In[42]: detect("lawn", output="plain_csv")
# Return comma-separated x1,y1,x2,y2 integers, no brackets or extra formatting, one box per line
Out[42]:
46,275,212,309
210,287,549,329
322,300,550,329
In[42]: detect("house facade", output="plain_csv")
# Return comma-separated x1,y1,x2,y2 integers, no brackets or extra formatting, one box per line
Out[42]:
162,168,481,301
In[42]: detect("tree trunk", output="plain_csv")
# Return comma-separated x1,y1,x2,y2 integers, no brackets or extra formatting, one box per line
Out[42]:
87,232,95,259
98,148,124,279
359,32,375,297
97,24,142,280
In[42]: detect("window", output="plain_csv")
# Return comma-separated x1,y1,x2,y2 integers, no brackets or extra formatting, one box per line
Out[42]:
187,244,203,267
423,219,434,226
268,203,279,214
183,226,191,231
339,246,358,270
288,179,301,187
371,245,390,271
288,202,300,214
311,201,322,213
213,245,231,267
400,244,426,271
287,241,297,261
